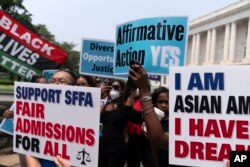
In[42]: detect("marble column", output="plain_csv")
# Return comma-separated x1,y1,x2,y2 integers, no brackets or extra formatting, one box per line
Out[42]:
209,28,217,64
221,23,230,64
228,21,236,63
242,17,250,63
194,33,200,65
191,34,196,65
204,29,211,65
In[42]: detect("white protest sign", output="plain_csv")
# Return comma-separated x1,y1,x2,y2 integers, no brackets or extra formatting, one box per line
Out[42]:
13,82,101,167
169,66,250,167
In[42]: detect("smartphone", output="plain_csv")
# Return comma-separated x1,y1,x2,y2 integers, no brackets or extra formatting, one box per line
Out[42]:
121,60,141,102
127,60,141,89
130,60,141,72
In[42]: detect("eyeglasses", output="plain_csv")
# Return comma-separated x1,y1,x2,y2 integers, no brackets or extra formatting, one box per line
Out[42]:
50,78,74,85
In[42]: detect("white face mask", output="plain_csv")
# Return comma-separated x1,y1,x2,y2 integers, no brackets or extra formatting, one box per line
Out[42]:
109,90,120,100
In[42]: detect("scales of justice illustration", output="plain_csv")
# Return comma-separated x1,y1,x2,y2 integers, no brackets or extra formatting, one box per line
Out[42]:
76,148,91,165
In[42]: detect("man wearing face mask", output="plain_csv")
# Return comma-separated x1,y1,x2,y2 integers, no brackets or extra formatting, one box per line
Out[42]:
99,80,144,167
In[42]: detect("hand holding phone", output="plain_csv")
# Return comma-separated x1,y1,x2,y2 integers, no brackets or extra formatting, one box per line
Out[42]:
130,60,141,72
121,60,142,102
127,60,141,89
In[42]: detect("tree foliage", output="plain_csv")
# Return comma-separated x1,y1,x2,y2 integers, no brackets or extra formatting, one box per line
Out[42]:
59,42,80,73
0,0,80,74
0,0,36,33
34,24,56,43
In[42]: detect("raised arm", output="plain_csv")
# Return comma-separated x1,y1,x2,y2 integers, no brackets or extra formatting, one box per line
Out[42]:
129,64,168,150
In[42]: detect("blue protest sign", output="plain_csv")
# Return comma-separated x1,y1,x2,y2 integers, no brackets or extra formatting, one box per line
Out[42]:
0,118,14,135
0,103,14,135
114,17,188,75
43,69,57,82
80,39,125,79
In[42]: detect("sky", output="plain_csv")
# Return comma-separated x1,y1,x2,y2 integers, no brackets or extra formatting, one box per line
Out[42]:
23,0,240,51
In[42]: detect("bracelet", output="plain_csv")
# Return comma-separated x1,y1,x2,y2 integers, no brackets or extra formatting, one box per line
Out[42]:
142,104,153,112
144,109,154,115
142,108,154,119
140,96,152,102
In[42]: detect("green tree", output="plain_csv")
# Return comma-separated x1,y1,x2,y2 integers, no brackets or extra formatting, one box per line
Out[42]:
59,42,80,73
34,24,56,43
0,0,37,33
0,0,56,42
0,0,80,76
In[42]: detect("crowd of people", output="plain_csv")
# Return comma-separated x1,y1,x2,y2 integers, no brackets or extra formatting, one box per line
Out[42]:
1,64,230,167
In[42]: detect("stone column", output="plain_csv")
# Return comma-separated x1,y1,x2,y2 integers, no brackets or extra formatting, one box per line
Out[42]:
228,21,236,63
191,34,196,65
194,33,200,65
204,30,211,65
221,23,230,64
209,28,217,64
243,17,250,63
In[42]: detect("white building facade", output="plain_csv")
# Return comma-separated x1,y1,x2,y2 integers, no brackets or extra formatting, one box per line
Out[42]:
156,0,250,88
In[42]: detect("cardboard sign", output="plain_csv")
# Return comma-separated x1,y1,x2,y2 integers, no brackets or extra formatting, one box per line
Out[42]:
169,66,250,167
13,82,101,166
114,17,188,75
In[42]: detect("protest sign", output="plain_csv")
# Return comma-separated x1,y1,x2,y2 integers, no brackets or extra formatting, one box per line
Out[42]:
169,66,250,167
43,69,57,82
13,82,101,166
114,17,188,75
148,74,161,81
79,38,162,82
0,10,67,80
0,103,14,135
79,38,126,79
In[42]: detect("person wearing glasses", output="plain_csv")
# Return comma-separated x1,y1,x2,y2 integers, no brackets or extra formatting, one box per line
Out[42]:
98,79,144,167
25,69,76,167
50,69,77,85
